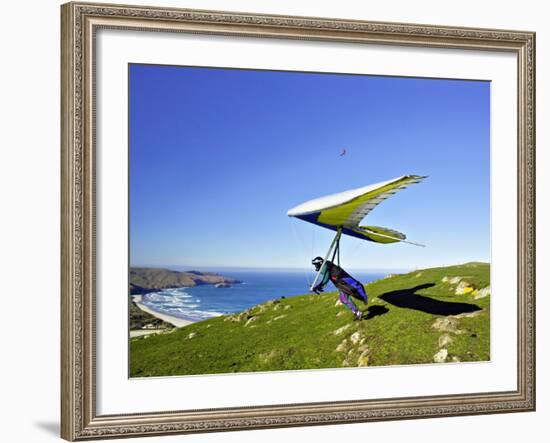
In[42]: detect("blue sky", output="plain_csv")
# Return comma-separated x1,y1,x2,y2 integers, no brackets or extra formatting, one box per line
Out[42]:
129,64,490,271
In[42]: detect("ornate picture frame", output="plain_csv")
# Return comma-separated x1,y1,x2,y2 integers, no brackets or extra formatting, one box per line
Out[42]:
61,1,535,440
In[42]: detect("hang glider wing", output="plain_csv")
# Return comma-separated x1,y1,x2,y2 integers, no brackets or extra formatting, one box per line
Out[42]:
287,175,426,244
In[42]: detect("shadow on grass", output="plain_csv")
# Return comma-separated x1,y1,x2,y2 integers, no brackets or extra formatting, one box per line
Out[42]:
379,283,481,316
364,305,390,320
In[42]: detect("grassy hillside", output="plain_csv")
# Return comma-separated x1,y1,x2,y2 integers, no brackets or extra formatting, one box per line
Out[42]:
130,263,490,377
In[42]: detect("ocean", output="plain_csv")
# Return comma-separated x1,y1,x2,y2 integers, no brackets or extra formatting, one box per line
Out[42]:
138,270,387,323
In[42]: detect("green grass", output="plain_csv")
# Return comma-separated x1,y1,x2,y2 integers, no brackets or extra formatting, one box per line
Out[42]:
130,262,490,377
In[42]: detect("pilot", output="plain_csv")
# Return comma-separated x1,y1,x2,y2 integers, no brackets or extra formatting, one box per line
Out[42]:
311,256,368,321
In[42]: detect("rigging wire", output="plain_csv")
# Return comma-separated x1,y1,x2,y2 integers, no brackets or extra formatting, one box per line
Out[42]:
289,220,314,288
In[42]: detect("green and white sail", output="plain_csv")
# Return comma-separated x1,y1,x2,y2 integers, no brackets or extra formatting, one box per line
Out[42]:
287,175,426,245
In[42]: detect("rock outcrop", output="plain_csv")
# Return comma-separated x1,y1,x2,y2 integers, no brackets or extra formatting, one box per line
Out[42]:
442,276,462,284
474,286,490,300
433,349,448,363
432,317,464,334
455,280,474,295
333,324,352,336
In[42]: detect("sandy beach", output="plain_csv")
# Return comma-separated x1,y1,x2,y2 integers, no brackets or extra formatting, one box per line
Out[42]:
132,294,194,328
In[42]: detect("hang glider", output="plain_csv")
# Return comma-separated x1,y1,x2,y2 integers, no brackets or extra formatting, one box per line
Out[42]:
288,175,427,245
287,175,427,291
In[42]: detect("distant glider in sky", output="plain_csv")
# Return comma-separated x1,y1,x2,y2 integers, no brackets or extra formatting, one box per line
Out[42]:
340,148,347,156
287,175,427,291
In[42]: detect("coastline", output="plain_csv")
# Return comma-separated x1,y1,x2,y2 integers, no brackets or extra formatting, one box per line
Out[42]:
132,294,195,328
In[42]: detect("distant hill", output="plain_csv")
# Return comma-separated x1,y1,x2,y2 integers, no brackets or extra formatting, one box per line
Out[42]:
130,262,490,377
129,267,241,294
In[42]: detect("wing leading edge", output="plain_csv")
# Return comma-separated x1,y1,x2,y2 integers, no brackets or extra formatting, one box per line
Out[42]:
287,175,426,244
